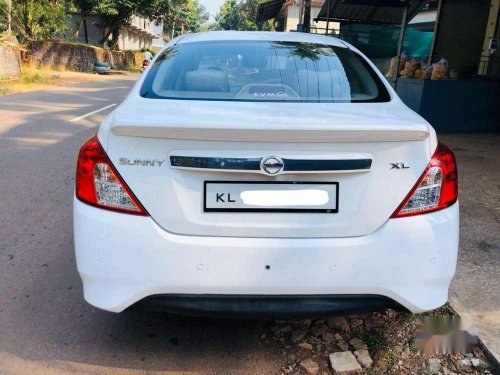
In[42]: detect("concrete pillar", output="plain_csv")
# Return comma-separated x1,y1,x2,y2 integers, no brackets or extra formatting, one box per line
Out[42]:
478,0,500,75
431,0,492,77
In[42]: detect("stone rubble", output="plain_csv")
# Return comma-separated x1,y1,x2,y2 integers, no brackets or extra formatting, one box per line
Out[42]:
321,332,335,344
291,329,307,343
455,358,473,373
298,342,313,351
350,318,364,329
336,339,349,352
353,349,373,368
310,321,329,338
329,351,362,373
349,338,368,351
300,359,320,375
471,357,486,369
424,357,443,374
327,317,349,332
269,307,494,375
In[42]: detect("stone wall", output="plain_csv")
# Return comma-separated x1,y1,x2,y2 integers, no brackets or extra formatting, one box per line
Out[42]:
0,37,21,77
28,40,143,72
109,50,143,70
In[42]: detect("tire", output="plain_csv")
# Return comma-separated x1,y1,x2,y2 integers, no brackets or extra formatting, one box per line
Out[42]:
94,61,110,68
94,66,111,74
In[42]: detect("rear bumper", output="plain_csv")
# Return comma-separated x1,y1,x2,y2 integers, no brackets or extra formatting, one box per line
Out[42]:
135,294,407,318
74,198,459,315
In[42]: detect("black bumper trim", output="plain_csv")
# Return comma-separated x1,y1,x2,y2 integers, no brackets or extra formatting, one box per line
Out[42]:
132,294,408,319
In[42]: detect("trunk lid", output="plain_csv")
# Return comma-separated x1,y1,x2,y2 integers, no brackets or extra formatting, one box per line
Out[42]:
105,99,431,238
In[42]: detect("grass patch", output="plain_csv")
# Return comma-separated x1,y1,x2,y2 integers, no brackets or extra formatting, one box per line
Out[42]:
0,68,60,95
122,66,142,73
385,352,397,365
360,330,389,351
418,302,458,317
409,340,420,353
20,70,45,84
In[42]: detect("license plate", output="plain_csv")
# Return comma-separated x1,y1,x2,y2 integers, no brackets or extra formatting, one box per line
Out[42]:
204,181,339,213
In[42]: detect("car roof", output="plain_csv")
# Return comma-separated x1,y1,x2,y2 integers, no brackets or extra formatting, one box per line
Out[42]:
175,31,348,48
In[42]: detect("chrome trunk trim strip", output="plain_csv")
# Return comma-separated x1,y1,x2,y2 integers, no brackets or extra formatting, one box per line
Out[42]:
170,156,372,172
170,156,261,170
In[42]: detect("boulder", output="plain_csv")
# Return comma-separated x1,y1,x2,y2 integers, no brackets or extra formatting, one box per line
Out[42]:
354,349,373,368
349,338,367,350
0,36,21,77
329,352,362,374
327,317,349,331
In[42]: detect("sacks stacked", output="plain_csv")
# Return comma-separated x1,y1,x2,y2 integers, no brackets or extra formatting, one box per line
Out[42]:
430,59,449,80
414,64,433,80
389,56,452,80
386,53,409,78
400,60,421,78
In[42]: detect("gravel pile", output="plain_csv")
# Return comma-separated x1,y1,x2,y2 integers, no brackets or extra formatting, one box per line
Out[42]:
262,307,496,375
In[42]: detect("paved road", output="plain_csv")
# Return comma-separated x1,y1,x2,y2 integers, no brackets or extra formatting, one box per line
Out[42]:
0,78,498,374
0,77,279,375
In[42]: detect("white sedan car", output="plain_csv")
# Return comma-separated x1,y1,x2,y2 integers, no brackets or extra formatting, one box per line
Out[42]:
74,31,458,317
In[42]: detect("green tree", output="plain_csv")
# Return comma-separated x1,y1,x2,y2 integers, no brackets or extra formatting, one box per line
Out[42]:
96,0,140,47
162,0,208,38
96,0,175,47
0,0,68,41
0,0,7,34
173,0,208,34
198,21,219,32
181,0,208,33
215,0,272,31
238,0,261,30
215,0,238,30
162,0,188,38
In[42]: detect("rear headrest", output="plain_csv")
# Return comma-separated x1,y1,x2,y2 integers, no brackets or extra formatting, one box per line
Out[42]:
296,69,351,101
243,54,267,69
185,69,229,92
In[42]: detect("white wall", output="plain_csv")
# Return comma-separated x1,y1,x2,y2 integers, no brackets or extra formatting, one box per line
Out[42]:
118,29,154,50
285,5,340,34
152,23,164,47
409,10,437,25
117,15,160,50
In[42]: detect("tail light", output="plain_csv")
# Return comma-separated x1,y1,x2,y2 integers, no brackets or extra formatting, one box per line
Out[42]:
391,142,458,218
75,135,148,216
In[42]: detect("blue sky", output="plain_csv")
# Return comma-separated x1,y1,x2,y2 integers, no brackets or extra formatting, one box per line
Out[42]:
201,0,225,21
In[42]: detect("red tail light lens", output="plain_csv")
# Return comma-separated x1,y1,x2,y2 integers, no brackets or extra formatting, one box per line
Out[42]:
75,135,148,216
391,142,458,218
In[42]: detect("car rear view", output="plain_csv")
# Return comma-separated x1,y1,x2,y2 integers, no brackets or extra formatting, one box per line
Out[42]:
73,31,458,317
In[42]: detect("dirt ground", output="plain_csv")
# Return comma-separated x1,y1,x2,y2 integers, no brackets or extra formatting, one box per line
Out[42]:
439,134,500,364
0,69,134,96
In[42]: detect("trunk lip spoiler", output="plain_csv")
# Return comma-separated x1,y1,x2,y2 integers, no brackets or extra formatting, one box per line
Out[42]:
110,125,429,143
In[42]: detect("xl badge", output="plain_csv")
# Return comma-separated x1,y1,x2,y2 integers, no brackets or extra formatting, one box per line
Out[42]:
390,162,410,170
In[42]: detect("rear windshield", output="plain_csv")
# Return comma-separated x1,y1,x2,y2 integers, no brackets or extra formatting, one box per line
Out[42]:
140,41,390,103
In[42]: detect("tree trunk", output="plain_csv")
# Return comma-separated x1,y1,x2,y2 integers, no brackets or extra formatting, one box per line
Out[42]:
73,18,83,38
83,17,89,44
303,0,311,33
99,17,124,48
111,25,120,49
7,0,11,35
99,24,114,46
